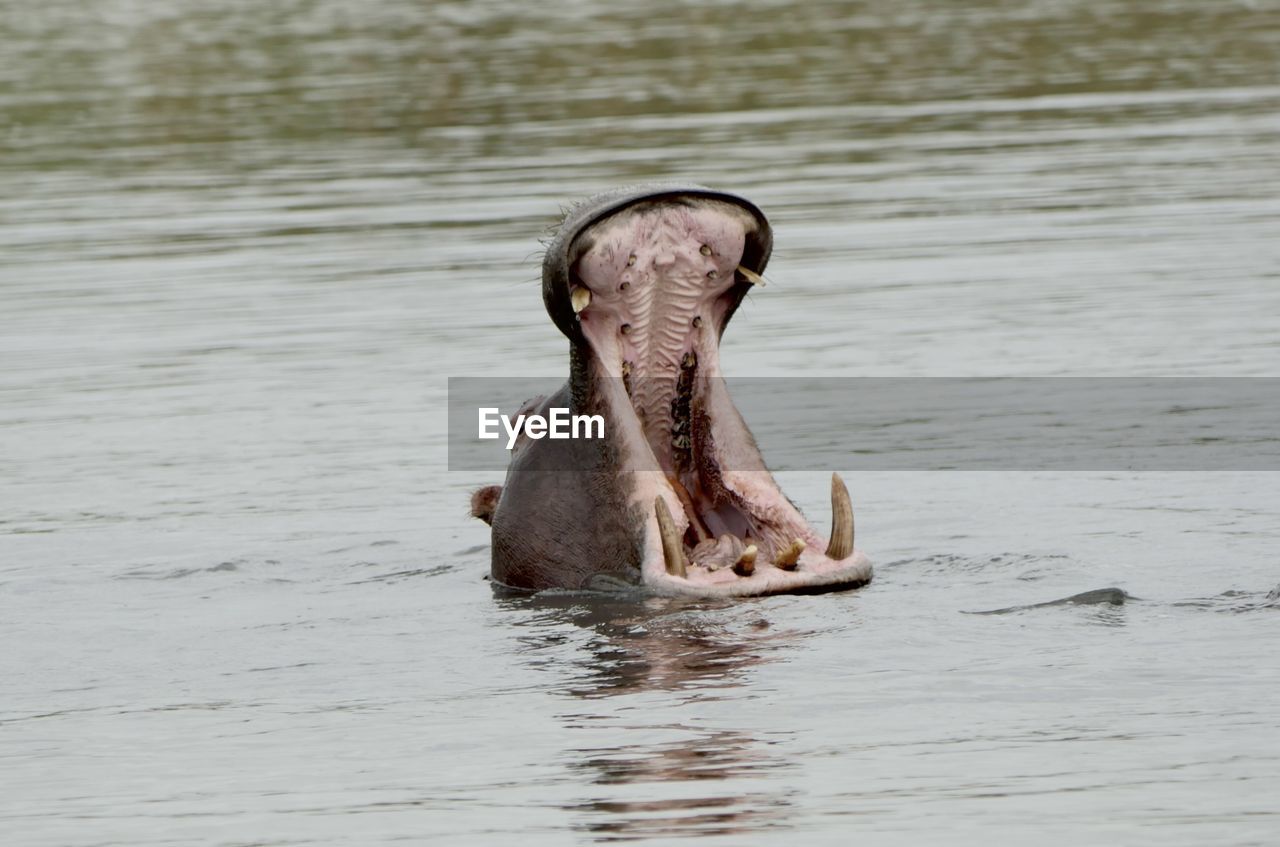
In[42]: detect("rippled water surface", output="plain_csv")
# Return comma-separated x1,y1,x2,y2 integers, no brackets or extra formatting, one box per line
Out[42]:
4,1,1280,844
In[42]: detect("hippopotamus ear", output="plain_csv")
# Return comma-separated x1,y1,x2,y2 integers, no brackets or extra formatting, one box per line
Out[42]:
470,485,502,525
541,183,773,344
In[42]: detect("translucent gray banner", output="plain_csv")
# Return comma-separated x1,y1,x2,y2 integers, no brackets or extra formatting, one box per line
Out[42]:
447,377,1280,471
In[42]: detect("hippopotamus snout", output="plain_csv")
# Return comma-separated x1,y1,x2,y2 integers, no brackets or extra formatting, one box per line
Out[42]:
472,184,872,597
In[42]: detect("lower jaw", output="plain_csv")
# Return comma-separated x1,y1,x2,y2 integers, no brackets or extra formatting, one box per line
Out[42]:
588,348,871,598
644,472,872,598
645,552,874,598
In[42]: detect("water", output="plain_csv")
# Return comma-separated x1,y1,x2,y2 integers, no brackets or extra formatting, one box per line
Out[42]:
3,1,1279,843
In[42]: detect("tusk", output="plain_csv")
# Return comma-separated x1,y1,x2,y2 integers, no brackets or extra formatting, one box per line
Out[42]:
774,537,805,570
668,476,711,542
825,472,855,560
736,265,766,286
655,497,687,578
571,287,591,313
733,544,757,577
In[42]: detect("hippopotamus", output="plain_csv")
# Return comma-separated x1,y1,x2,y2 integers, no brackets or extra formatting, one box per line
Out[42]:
471,184,872,597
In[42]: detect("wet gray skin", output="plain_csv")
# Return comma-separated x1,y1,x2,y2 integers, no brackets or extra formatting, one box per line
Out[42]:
472,184,872,597
965,588,1136,615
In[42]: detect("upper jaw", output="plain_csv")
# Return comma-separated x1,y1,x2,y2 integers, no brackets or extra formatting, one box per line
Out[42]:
542,183,773,346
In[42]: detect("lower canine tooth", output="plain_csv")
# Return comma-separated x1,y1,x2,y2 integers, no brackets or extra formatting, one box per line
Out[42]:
825,472,855,560
654,497,688,578
733,545,757,576
737,265,766,286
775,538,805,569
668,477,710,542
571,287,591,313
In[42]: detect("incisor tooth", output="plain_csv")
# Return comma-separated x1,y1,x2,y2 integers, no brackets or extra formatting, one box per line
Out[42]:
825,472,855,560
654,497,687,578
737,265,766,286
734,544,757,577
775,538,805,570
571,287,591,313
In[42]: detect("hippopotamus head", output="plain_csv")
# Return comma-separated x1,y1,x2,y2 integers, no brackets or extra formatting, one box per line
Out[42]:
472,184,872,597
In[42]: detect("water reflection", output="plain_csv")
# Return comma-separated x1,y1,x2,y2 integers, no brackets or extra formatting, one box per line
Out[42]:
498,592,806,839
572,788,795,841
566,727,795,841
565,728,782,786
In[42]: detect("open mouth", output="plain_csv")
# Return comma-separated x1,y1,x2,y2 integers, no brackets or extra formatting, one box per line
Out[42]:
559,193,872,597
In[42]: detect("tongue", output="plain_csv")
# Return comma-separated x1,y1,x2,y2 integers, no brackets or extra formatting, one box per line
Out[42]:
690,533,747,570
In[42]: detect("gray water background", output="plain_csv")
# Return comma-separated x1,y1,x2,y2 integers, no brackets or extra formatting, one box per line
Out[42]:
3,1,1279,844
